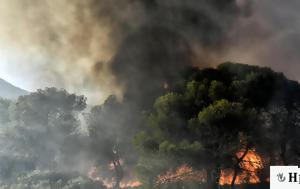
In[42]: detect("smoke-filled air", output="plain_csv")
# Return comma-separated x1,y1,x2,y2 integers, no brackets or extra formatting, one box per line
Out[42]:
0,0,300,189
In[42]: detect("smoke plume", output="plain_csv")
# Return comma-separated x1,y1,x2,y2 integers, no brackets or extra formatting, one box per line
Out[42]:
0,0,299,104
222,0,300,81
0,0,246,104
1,1,300,188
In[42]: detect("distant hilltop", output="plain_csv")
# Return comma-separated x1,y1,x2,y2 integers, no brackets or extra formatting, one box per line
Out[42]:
0,78,29,100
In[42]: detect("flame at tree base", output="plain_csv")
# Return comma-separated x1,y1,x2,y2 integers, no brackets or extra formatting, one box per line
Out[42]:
220,150,264,185
88,150,264,187
88,166,142,188
156,149,264,186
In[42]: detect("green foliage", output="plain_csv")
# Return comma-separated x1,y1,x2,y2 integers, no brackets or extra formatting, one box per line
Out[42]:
208,80,227,101
87,95,144,188
185,80,209,112
0,170,105,189
159,140,203,155
189,100,259,166
0,98,11,126
0,88,88,184
153,93,184,118
135,62,300,188
0,63,299,189
196,99,255,133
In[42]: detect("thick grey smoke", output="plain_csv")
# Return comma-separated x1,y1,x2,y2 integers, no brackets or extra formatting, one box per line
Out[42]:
0,1,250,187
1,1,300,188
222,0,300,81
0,0,299,101
0,0,118,104
0,0,245,104
98,0,247,106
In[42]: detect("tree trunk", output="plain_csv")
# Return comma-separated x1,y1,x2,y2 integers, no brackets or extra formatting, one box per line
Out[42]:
207,165,221,189
280,126,288,165
112,140,123,189
206,169,213,188
231,169,238,189
112,158,123,189
230,146,249,189
279,110,293,165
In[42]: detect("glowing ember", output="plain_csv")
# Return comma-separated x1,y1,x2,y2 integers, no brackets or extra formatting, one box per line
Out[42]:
219,149,264,185
156,164,206,185
120,181,142,188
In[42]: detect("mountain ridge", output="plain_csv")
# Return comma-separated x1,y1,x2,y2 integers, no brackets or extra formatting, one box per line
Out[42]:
0,78,29,99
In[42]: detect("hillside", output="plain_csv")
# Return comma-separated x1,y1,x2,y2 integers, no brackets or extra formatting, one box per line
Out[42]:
0,78,28,99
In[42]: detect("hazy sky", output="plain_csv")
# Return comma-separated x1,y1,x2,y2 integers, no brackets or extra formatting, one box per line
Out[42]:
0,0,118,104
0,0,300,104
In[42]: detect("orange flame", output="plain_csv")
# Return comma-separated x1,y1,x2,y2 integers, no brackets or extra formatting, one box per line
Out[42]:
219,150,263,185
156,150,264,186
120,181,142,188
156,164,206,185
88,166,142,188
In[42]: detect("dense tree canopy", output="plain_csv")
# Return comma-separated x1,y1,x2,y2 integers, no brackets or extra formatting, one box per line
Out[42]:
0,88,97,187
0,63,300,189
135,63,300,188
0,98,10,126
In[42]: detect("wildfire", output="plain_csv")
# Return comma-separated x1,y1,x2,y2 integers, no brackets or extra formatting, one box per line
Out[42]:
109,159,124,170
120,181,142,188
89,149,263,187
156,150,264,186
88,166,142,188
156,164,206,185
88,167,114,188
219,149,264,185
